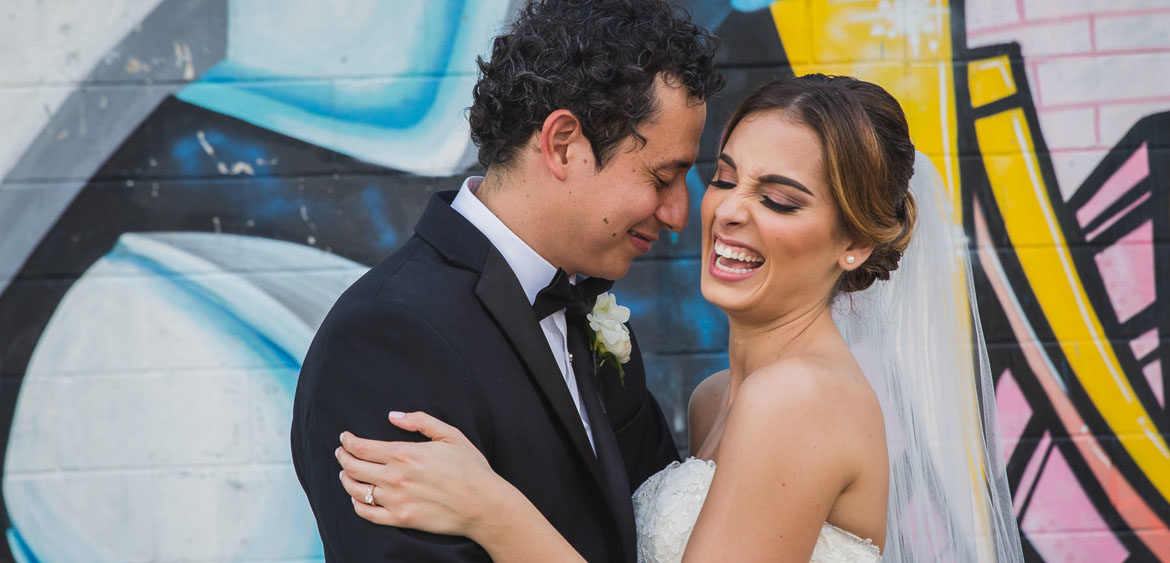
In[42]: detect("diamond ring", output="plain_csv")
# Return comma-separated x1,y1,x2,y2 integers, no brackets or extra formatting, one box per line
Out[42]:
364,485,375,505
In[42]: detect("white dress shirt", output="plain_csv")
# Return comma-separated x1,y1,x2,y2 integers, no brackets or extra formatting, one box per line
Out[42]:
451,177,596,453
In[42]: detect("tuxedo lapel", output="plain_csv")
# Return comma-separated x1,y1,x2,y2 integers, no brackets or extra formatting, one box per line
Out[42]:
596,330,645,425
414,191,490,271
418,190,627,549
474,248,610,490
569,319,637,562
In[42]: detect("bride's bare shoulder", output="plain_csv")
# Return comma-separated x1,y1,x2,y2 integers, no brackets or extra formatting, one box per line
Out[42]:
755,354,876,399
687,370,730,452
734,357,885,455
693,358,885,546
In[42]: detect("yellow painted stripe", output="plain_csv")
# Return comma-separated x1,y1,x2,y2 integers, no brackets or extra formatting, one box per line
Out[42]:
770,0,963,222
975,109,1170,501
968,55,1016,108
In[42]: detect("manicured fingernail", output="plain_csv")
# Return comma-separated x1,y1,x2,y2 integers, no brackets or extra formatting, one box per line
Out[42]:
334,447,341,457
339,432,347,443
339,470,344,479
389,411,405,419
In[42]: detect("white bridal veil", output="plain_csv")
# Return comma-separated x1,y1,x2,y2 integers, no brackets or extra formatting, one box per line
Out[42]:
833,153,1024,562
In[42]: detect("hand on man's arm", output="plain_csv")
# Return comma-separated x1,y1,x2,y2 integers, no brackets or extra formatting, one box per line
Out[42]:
292,303,491,562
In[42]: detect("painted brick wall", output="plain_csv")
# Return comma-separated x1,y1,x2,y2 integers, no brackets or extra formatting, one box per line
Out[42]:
0,0,1168,561
967,0,1170,196
962,3,1170,558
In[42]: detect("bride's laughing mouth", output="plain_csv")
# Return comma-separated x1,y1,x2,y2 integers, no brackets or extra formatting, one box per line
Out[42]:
709,234,765,281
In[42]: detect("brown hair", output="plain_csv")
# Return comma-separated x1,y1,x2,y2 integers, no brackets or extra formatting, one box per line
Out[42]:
720,74,917,293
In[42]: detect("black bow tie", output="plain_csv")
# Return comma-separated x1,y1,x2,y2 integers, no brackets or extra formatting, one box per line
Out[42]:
533,268,614,320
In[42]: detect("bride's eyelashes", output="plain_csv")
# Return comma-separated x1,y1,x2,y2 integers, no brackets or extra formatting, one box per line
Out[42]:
759,197,799,214
709,178,801,214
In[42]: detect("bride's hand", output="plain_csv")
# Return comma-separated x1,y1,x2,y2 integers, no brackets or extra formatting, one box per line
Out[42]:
336,411,512,539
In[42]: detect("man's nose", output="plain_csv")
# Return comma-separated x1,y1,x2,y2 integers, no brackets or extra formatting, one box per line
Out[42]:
657,176,690,233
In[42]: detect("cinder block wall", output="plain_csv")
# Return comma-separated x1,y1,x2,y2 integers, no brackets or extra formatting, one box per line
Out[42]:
0,1,1167,560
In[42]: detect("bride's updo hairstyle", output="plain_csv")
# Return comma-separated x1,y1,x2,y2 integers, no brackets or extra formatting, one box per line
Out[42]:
720,74,917,293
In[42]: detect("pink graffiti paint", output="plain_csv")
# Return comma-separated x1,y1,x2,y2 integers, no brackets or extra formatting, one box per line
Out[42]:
1130,328,1162,406
1028,531,1128,563
975,203,1170,560
1076,142,1148,229
1135,530,1170,557
1022,446,1127,562
996,368,1033,456
1130,327,1159,360
1015,431,1051,514
1093,220,1154,323
1085,191,1151,241
1110,430,1170,532
1142,360,1162,407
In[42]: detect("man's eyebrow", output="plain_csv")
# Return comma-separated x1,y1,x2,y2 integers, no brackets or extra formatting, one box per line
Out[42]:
653,158,696,172
758,174,813,196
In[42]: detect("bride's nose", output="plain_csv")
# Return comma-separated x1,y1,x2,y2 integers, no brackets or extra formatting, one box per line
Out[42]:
714,191,750,227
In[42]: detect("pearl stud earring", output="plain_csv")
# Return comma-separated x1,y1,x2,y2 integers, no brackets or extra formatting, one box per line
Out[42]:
845,255,856,265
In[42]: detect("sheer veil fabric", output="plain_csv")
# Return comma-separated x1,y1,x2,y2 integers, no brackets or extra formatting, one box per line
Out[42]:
832,153,1024,561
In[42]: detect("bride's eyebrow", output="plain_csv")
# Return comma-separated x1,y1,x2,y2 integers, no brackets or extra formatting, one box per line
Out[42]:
719,152,810,195
758,174,813,196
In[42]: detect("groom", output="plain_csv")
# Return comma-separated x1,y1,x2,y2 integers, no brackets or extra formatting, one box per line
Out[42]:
291,1,723,561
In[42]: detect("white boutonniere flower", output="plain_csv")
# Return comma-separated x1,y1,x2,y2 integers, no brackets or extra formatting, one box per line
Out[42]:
586,292,632,386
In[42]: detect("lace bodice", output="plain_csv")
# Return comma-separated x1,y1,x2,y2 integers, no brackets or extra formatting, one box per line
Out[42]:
631,458,882,562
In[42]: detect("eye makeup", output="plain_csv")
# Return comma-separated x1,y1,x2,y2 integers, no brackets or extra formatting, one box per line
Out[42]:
759,197,799,213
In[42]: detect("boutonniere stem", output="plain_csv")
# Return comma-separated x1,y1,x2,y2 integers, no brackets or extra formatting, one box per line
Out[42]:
586,292,632,387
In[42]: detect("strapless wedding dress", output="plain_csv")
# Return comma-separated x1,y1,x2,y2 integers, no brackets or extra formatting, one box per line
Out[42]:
632,458,881,562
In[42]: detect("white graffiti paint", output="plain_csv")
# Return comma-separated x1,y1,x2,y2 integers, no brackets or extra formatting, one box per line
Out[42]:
3,232,365,561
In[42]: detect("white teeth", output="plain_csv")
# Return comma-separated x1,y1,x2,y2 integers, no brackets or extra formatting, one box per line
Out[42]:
714,260,753,275
713,240,763,263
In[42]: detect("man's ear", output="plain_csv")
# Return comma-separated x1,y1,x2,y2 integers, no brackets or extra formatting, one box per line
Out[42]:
539,109,587,181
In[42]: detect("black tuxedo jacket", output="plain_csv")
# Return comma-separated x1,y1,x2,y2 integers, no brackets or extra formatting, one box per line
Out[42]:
291,191,680,562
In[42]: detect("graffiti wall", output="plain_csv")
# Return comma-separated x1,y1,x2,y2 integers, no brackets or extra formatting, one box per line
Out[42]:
0,0,1167,560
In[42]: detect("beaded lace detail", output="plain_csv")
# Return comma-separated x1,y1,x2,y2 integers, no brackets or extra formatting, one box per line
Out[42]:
632,458,882,562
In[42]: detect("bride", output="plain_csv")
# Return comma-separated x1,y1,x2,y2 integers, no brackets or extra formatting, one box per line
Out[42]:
334,74,1022,562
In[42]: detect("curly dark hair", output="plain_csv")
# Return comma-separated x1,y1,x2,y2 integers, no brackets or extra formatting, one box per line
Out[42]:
468,0,724,169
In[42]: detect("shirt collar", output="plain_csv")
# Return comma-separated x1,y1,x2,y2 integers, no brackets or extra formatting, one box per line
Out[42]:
451,176,561,306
